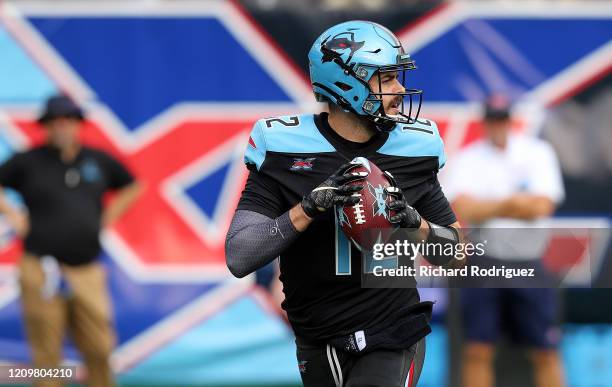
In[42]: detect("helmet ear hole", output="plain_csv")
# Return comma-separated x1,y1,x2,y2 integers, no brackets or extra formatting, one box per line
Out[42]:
334,82,353,91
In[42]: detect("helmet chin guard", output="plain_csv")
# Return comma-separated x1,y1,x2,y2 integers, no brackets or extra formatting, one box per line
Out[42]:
309,21,422,132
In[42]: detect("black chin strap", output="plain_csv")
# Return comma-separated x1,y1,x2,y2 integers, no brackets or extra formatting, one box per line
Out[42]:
370,114,396,132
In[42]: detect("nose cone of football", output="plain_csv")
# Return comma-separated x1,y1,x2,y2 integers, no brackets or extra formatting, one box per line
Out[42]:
338,157,396,251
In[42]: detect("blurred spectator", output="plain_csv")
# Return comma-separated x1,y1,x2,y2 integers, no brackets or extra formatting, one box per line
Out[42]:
0,95,142,387
443,95,566,387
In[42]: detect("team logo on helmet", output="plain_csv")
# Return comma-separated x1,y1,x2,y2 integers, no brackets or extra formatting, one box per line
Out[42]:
321,32,365,64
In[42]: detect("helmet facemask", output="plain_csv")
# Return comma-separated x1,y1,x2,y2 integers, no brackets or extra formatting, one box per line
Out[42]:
359,59,423,132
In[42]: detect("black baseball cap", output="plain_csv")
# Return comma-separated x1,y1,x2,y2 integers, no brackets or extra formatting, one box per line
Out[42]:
484,94,511,121
37,95,84,124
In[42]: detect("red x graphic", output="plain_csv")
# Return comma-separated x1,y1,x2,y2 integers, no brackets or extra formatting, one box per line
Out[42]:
0,118,252,269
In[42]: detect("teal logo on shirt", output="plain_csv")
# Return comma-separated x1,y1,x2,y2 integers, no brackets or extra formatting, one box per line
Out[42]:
80,159,102,183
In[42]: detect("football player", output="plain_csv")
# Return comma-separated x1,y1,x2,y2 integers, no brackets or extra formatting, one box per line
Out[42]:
226,21,460,387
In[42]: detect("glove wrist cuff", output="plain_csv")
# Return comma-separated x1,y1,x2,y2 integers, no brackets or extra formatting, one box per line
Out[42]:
300,198,320,218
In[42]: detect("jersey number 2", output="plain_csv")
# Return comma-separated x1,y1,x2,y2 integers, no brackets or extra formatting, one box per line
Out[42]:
264,116,300,128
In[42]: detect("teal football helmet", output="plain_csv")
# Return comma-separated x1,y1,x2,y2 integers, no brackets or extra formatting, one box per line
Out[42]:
308,20,422,132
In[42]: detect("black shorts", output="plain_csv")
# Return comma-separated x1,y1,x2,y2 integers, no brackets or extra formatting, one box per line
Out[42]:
296,337,426,387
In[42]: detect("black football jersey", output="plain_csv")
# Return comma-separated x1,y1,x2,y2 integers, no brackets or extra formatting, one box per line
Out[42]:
237,112,456,341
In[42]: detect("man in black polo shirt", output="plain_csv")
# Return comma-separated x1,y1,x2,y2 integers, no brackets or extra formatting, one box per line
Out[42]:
0,95,141,387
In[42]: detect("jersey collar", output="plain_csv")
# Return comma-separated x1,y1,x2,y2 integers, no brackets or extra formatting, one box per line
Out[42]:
314,113,389,158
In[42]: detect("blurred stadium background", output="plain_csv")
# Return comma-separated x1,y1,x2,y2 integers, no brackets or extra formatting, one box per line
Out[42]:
0,0,610,386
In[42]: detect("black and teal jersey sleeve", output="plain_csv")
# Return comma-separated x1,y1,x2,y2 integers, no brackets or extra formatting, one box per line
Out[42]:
238,119,284,218
244,119,267,171
244,114,336,169
413,175,456,226
238,114,337,218
377,118,447,170
237,171,286,219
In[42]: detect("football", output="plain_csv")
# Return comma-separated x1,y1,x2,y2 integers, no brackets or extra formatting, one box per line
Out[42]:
337,157,396,251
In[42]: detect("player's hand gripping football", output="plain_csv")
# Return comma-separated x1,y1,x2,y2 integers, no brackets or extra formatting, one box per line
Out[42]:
383,171,422,228
301,162,368,218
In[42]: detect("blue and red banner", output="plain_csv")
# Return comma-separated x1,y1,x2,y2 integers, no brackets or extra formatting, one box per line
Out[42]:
0,1,610,385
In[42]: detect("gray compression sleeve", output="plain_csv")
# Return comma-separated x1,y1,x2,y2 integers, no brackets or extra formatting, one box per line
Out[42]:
225,209,300,278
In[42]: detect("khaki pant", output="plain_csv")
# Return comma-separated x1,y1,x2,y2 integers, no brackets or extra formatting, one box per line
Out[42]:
18,254,115,387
